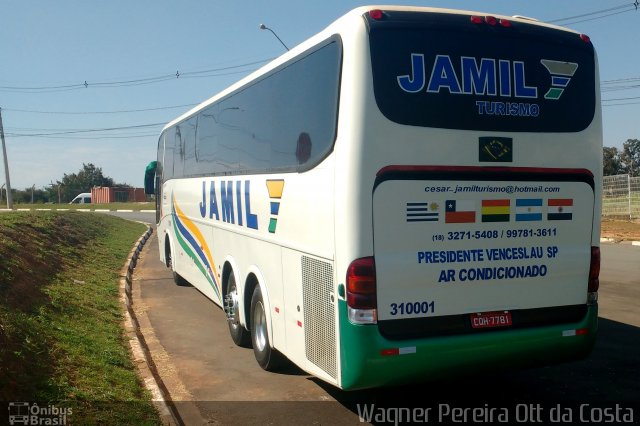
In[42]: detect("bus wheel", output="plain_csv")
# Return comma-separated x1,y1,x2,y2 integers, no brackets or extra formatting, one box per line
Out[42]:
172,271,191,287
224,274,250,347
166,239,190,286
250,286,284,371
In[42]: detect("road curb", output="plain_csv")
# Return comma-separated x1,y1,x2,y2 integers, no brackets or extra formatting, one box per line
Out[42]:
0,208,155,212
600,237,640,245
120,227,180,426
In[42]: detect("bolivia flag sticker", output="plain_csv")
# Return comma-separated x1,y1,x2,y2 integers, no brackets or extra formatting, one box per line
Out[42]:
547,198,573,220
481,199,510,222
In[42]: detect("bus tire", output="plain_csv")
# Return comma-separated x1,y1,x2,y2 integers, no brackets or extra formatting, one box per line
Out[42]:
172,272,189,287
226,274,251,347
166,239,191,286
250,286,284,371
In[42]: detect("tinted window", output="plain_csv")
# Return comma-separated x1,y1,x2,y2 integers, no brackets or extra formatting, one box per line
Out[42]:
179,117,198,176
163,129,175,181
156,133,164,179
367,12,596,132
173,37,342,179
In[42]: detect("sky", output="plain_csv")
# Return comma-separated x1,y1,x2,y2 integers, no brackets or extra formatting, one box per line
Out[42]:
1,1,639,190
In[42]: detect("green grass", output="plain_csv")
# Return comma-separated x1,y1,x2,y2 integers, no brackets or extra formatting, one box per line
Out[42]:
8,202,156,211
0,212,160,424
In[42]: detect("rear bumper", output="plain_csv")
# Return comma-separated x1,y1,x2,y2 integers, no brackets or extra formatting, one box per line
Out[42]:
338,300,597,390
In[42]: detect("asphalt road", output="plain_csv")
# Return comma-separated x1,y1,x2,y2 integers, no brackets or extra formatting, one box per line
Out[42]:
133,234,640,425
102,209,156,224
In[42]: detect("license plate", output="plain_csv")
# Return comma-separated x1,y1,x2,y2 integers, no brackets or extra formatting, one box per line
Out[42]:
470,311,512,329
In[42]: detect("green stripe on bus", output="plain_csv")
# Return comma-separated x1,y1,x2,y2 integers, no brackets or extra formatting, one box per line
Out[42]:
173,220,221,301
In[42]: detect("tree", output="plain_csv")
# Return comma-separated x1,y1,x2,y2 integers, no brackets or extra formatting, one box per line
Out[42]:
603,146,623,176
620,139,640,177
13,187,49,204
46,163,115,203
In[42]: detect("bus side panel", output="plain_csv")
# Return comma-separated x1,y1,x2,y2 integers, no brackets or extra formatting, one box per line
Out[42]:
277,164,338,384
164,170,339,386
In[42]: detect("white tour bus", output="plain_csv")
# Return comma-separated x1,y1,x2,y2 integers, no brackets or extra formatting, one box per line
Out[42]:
145,6,602,390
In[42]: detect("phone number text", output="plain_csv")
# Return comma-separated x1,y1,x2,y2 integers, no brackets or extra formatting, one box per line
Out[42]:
432,228,558,242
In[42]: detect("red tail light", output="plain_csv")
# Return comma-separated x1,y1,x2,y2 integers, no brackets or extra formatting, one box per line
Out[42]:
485,16,498,26
369,10,384,21
588,246,600,292
346,257,377,309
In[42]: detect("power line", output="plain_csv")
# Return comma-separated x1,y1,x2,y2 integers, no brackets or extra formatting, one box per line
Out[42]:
5,89,640,136
603,101,640,106
602,76,640,82
6,122,164,138
602,95,640,101
0,59,271,93
11,133,160,140
547,3,633,23
4,77,639,118
558,8,636,26
3,103,198,115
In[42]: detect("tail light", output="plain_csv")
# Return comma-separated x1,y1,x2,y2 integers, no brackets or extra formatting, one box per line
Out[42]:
470,16,512,27
485,15,498,26
369,10,384,21
346,257,377,324
587,246,600,304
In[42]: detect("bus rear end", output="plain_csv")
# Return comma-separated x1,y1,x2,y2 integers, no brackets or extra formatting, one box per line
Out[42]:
337,8,601,390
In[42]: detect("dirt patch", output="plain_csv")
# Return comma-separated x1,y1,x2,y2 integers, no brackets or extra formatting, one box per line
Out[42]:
600,219,640,241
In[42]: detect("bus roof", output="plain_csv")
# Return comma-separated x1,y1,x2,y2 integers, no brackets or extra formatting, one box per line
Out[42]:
161,5,582,133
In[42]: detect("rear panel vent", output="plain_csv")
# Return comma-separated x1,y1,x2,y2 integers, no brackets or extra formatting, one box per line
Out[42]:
301,256,336,379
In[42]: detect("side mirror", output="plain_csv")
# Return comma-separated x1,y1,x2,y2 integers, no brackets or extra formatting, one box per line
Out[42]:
144,161,158,195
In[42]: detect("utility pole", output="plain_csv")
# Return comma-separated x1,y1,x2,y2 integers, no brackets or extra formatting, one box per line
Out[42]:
0,107,13,209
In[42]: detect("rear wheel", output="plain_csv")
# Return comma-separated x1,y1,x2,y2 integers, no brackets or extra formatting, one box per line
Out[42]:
250,286,284,371
166,239,190,287
172,271,191,287
225,274,251,347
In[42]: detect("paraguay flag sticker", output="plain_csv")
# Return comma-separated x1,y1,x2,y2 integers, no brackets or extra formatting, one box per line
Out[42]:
547,198,573,220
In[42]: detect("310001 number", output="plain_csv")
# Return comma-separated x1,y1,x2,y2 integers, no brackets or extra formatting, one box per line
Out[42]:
390,301,435,316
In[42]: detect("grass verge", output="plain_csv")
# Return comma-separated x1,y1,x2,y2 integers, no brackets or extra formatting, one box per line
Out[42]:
0,212,160,424
9,202,155,211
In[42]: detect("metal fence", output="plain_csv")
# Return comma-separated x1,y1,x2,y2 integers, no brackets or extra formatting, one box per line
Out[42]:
602,174,640,219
